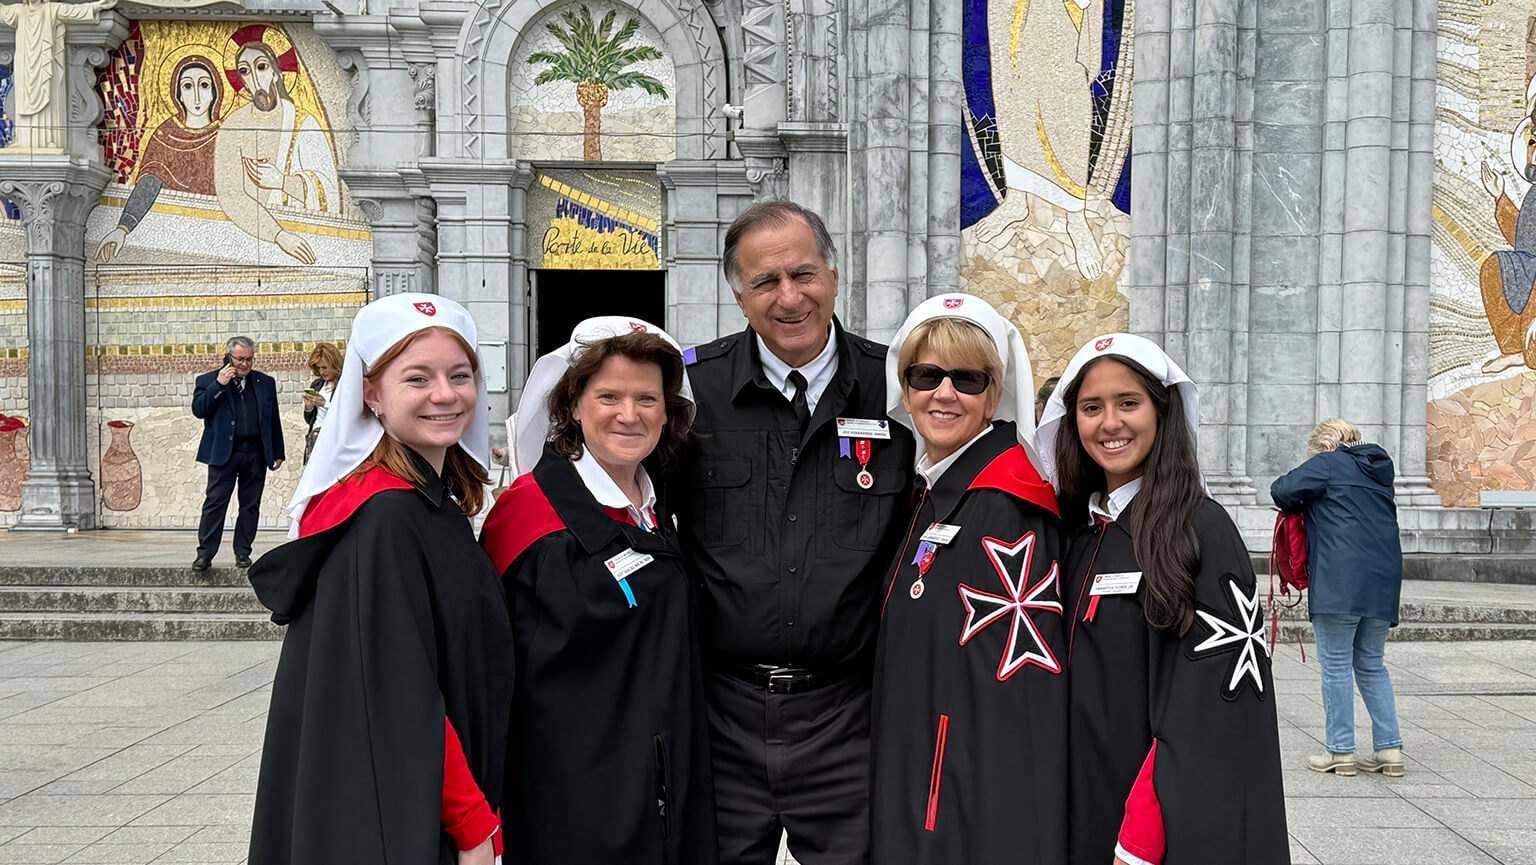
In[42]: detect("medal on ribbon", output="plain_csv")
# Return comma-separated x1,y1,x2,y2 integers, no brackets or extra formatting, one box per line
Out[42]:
855,438,874,489
909,540,937,598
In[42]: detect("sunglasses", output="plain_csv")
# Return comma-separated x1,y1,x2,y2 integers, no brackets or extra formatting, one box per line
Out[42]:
903,363,992,395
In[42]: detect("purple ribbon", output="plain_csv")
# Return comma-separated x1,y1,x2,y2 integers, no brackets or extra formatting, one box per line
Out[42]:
839,439,851,458
682,347,697,366
911,541,934,566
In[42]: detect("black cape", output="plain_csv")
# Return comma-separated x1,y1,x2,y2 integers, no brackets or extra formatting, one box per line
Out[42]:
871,423,1069,864
1064,498,1288,865
247,456,514,865
480,448,716,865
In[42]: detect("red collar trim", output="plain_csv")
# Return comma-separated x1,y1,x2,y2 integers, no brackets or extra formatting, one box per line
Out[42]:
298,466,416,537
480,473,568,575
967,445,1059,517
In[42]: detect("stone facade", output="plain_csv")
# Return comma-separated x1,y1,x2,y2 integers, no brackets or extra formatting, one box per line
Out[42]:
0,0,1524,552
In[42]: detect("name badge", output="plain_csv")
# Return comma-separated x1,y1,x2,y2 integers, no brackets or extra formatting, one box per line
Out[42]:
919,523,962,546
1089,571,1142,596
604,548,655,581
835,418,893,440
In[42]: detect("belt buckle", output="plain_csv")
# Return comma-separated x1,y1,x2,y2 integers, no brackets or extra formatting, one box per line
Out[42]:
766,666,797,694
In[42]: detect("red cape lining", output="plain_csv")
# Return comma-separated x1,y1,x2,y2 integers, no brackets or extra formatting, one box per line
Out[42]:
968,445,1060,517
480,473,567,575
298,467,416,538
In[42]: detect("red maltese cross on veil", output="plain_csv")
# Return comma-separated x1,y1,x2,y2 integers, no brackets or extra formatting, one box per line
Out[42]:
958,533,1063,680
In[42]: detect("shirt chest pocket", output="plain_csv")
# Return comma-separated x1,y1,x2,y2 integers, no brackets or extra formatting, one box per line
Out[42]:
819,450,908,552
686,457,756,549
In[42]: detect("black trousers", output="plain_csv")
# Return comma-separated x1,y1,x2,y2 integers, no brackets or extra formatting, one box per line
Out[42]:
196,441,267,560
707,670,871,865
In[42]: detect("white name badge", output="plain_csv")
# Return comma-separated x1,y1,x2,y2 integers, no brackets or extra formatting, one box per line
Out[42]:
604,548,655,581
1090,571,1142,596
919,523,962,545
835,418,893,440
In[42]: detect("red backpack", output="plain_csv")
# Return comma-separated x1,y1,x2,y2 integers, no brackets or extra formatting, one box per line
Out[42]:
1267,510,1308,658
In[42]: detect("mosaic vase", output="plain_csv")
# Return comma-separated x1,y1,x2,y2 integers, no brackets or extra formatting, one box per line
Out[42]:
102,420,143,512
0,416,22,512
14,417,28,480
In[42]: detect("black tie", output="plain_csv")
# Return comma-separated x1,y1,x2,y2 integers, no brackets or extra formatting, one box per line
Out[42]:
787,371,811,437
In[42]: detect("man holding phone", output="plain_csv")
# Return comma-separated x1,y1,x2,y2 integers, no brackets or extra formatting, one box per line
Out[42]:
190,336,284,571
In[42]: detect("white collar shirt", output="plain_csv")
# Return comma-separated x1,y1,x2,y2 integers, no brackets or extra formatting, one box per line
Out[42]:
572,449,658,531
915,425,994,487
1088,477,1143,525
756,326,839,415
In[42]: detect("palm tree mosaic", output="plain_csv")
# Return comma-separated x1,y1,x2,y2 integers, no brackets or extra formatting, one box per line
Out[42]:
528,5,669,161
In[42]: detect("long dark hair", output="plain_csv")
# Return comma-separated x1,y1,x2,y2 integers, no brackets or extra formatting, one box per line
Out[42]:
1053,356,1205,634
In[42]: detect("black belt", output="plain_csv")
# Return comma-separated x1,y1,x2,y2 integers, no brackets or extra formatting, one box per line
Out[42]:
725,663,852,695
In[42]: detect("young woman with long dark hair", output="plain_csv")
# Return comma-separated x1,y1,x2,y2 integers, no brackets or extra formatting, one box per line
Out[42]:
1036,334,1288,865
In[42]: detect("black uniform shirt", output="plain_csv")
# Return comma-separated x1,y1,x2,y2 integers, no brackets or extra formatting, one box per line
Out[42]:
678,319,916,670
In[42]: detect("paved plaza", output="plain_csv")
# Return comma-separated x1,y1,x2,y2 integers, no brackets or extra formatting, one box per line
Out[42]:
1,634,1535,863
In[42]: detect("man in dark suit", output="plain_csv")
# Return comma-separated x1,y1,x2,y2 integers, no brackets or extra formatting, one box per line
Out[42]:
191,336,284,571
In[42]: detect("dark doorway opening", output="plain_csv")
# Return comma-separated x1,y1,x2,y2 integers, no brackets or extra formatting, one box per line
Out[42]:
534,269,667,357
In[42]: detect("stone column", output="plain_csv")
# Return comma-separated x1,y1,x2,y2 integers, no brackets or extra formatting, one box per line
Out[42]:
0,158,112,530
1243,0,1324,488
846,0,961,342
1130,0,1256,503
346,169,438,297
1393,0,1439,504
658,161,756,347
419,158,521,425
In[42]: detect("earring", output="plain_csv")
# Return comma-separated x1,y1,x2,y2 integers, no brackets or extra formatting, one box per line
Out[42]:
370,407,383,420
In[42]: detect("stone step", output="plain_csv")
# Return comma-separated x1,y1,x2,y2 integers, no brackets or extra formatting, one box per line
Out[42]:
0,611,282,641
0,566,252,588
0,586,267,614
1248,555,1536,586
1274,621,1536,643
1270,599,1536,625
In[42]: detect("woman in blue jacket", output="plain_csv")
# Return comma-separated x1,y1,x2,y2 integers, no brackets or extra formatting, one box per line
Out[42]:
1271,419,1405,778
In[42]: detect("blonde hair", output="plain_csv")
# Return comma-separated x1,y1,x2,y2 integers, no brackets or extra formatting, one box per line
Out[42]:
307,342,343,379
1307,418,1362,457
897,318,1003,405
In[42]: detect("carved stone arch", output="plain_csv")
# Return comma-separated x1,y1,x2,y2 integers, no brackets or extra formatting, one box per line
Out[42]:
456,0,727,160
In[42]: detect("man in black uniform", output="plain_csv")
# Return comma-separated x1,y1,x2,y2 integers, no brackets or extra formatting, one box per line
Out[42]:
678,201,915,865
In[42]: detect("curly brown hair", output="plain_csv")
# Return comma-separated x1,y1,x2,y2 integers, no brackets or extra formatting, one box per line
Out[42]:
546,332,692,477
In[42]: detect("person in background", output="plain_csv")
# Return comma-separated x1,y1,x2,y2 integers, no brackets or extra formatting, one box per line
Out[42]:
1037,333,1288,865
246,294,512,865
191,335,284,571
302,341,342,465
677,201,915,865
481,317,715,865
1035,375,1060,423
870,294,1067,864
1271,418,1405,778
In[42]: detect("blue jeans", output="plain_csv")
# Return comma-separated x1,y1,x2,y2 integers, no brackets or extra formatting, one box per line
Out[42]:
1312,613,1403,753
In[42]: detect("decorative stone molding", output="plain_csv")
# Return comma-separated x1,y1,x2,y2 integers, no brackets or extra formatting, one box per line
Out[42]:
735,128,788,201
409,62,436,112
336,49,373,128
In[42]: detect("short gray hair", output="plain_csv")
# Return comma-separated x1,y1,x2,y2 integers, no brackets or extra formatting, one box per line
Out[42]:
722,200,838,293
226,336,255,354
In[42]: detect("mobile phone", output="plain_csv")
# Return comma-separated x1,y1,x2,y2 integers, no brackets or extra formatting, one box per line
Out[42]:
222,353,233,368
305,388,319,396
